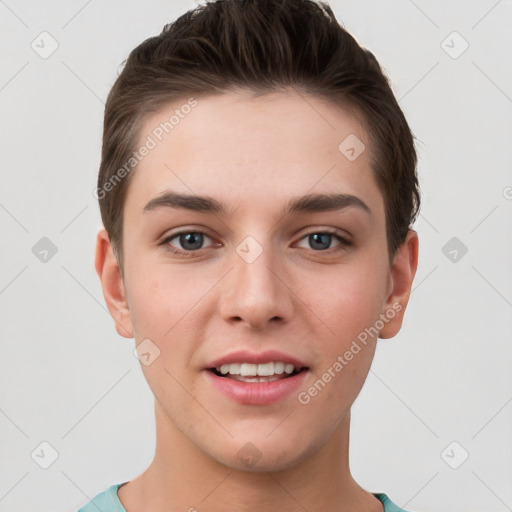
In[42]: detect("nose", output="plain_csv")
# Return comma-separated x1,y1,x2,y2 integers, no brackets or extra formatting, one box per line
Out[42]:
218,240,293,330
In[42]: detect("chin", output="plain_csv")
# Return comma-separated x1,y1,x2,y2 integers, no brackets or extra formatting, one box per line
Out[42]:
208,436,320,474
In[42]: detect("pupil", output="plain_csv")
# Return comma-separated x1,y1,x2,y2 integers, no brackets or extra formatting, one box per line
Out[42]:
180,233,203,250
309,233,331,250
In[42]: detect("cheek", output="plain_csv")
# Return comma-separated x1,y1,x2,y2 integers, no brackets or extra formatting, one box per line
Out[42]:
125,267,213,380
126,265,197,337
305,264,387,343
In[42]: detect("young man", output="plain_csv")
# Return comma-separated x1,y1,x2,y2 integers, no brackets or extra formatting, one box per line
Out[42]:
81,0,420,510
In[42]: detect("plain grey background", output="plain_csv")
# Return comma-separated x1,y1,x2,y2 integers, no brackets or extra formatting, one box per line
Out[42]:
1,1,511,511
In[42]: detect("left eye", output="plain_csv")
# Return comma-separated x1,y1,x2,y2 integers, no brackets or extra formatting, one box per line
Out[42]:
296,232,350,251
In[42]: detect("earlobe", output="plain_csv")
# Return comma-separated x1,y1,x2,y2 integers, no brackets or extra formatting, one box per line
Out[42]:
379,230,419,339
94,229,134,339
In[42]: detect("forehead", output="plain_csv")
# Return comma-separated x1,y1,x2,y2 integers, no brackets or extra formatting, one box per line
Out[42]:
125,89,383,216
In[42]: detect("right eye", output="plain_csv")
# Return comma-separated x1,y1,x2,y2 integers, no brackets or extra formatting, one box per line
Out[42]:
160,229,222,256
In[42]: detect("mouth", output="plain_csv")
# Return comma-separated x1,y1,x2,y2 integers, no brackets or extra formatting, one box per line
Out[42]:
205,350,310,404
209,362,308,383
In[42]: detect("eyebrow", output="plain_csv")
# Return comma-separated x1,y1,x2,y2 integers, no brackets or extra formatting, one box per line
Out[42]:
143,191,371,216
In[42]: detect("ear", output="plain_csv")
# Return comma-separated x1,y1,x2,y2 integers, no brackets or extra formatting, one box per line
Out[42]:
379,230,419,339
94,229,134,338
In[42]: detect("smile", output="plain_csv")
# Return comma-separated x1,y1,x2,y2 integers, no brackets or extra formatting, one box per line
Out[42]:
211,362,304,382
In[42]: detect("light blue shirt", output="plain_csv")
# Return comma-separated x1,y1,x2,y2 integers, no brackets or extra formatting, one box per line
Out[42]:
77,482,413,511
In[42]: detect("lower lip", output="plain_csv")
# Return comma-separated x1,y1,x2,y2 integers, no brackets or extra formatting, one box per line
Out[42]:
205,370,308,405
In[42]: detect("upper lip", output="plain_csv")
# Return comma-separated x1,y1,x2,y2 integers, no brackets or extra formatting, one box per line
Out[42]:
206,350,308,369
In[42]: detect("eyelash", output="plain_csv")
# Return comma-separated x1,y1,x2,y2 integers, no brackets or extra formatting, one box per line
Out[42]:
159,229,352,257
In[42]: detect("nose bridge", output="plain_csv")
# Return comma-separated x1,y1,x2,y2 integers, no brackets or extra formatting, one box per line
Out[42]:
220,235,291,328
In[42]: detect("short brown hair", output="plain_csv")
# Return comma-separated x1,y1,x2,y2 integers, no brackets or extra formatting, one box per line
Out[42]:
97,0,420,268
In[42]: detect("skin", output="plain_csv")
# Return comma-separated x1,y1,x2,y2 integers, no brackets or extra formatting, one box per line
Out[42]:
95,88,418,512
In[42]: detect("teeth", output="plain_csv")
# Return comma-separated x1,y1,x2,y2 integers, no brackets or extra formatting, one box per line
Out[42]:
274,362,285,374
256,362,274,376
240,363,257,376
220,363,239,375
215,361,301,377
284,363,294,374
230,375,282,383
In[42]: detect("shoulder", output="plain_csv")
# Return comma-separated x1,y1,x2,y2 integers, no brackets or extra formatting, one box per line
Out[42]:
373,493,414,512
77,483,127,512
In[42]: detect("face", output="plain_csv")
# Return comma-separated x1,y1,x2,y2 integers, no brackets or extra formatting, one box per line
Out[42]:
108,89,410,472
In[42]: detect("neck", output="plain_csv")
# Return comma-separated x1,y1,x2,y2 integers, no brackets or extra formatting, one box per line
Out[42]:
118,401,382,512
